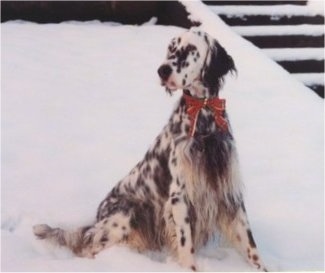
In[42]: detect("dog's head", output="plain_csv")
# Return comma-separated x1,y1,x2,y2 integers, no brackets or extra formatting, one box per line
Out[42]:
158,29,236,97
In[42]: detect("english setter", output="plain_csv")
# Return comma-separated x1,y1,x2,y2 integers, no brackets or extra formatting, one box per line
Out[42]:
34,29,267,271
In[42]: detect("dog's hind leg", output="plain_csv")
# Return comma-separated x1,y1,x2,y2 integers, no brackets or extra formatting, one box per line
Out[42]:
219,204,267,271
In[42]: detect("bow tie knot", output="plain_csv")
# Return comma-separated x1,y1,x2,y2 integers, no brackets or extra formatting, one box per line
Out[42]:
183,93,228,137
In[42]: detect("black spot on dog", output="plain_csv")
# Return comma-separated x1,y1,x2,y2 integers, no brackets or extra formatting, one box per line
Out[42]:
144,184,151,195
185,217,190,224
247,229,257,248
136,176,145,187
142,164,152,178
171,121,181,135
252,254,258,261
176,179,180,186
241,202,246,212
152,149,172,199
112,222,118,228
171,197,179,205
171,157,177,166
100,235,109,243
180,236,186,246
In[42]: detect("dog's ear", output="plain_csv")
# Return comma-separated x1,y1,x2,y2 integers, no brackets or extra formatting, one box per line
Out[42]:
202,40,236,93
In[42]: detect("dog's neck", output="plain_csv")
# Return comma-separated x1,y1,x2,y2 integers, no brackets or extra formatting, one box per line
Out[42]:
184,80,219,99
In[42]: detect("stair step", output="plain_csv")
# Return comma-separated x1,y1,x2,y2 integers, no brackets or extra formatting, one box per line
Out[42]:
212,4,324,26
219,14,324,26
277,59,324,73
232,25,324,48
244,35,324,48
204,1,307,6
262,48,324,61
210,4,322,17
231,24,324,36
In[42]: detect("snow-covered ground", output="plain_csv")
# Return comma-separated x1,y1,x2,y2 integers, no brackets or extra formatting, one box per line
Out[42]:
1,1,324,272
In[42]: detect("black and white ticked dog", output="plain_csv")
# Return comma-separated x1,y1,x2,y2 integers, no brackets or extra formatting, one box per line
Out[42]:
33,29,267,271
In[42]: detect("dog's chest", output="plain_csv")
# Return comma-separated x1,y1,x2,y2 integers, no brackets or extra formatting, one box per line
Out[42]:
172,136,222,245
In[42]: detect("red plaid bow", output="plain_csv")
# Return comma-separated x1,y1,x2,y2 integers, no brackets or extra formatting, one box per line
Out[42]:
183,93,228,137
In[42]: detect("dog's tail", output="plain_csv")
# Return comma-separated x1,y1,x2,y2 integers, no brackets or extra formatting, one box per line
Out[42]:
33,224,95,258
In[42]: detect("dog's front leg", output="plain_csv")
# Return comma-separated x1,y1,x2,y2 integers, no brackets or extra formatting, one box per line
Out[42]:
223,203,268,271
169,181,197,271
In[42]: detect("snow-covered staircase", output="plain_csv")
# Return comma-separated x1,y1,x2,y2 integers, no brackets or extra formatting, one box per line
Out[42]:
206,1,324,98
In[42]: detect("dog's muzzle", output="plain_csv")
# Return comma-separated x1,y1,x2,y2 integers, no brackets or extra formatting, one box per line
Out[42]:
157,64,172,81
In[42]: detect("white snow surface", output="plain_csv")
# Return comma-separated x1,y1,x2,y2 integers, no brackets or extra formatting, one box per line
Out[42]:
1,1,324,272
308,0,325,16
262,47,325,61
210,3,325,16
231,24,324,36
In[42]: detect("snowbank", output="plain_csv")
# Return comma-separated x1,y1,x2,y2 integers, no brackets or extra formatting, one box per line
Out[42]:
2,1,324,271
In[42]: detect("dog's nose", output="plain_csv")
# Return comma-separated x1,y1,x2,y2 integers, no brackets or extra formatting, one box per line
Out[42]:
158,64,172,80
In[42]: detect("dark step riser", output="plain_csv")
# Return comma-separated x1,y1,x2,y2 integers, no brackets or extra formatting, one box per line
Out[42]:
204,1,307,5
277,60,324,73
306,84,324,98
219,15,325,26
245,35,324,48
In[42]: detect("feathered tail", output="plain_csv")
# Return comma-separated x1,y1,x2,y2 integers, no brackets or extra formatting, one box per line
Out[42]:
33,224,97,258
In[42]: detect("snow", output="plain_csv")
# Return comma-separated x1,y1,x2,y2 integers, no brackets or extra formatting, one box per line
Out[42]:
231,24,324,36
262,48,324,61
210,4,325,16
1,1,324,271
308,0,325,16
293,72,325,85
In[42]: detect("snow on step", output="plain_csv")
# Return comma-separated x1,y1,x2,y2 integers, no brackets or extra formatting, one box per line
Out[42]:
231,24,324,36
210,4,324,17
292,73,325,85
262,48,324,61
